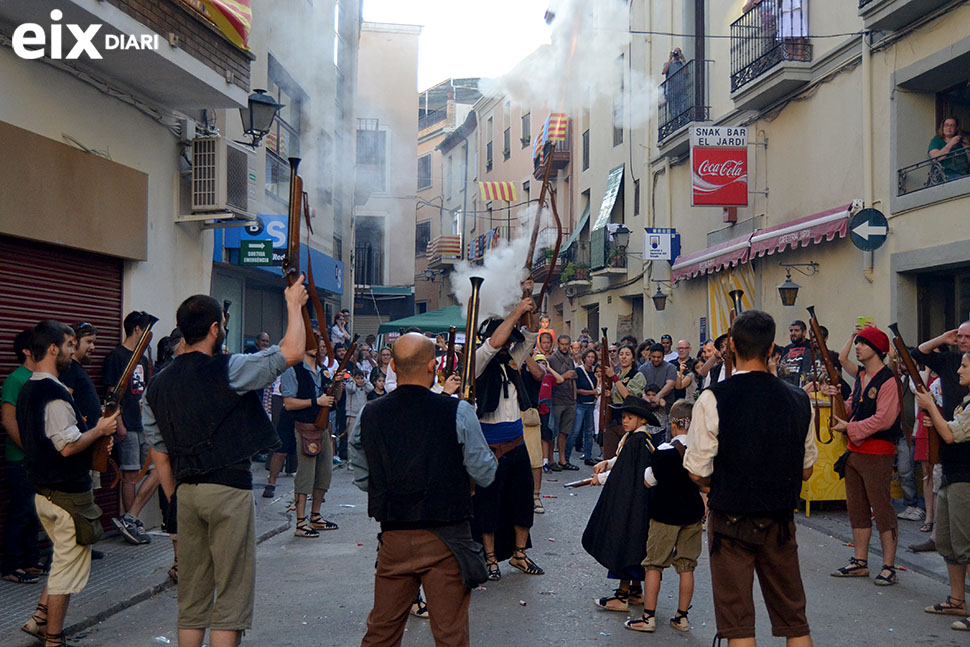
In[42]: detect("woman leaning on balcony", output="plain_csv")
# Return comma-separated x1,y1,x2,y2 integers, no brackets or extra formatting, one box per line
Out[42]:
929,116,970,180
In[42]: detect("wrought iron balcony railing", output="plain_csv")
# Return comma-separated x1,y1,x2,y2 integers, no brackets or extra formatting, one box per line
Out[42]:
730,0,812,93
419,108,448,131
658,59,711,141
897,147,970,196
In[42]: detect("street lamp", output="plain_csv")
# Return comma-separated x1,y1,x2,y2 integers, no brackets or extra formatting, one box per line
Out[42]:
613,224,631,250
650,279,673,311
239,89,284,148
776,261,819,306
423,268,442,282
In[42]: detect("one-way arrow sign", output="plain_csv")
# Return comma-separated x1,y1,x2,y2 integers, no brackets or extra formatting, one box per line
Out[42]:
849,208,888,252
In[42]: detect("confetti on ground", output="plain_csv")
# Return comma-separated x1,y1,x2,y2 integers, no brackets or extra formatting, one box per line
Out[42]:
543,495,557,498
339,504,356,508
357,542,364,546
599,632,611,636
519,600,527,606
548,538,556,542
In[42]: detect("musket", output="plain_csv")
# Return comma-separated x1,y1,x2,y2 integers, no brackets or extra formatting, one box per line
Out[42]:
564,477,594,488
94,313,159,473
889,323,941,466
302,189,335,363
223,300,231,341
461,277,484,403
599,328,610,438
284,157,318,352
806,306,846,442
724,289,744,378
314,334,360,431
444,326,457,379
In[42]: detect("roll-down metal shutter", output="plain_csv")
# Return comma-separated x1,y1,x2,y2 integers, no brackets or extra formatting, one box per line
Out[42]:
0,235,124,532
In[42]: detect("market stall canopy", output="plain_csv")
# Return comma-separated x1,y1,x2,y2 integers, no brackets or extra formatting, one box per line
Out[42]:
377,305,466,335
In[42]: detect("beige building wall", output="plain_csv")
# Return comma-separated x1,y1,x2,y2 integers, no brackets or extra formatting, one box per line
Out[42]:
356,22,420,291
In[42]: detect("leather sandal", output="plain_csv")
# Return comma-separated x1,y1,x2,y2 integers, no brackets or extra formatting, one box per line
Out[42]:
594,588,630,611
44,631,75,647
509,548,544,575
624,609,656,632
309,514,339,531
294,517,320,538
3,569,39,584
22,603,47,640
926,596,967,615
409,595,430,619
874,564,897,586
951,617,970,631
485,552,501,581
627,586,643,606
831,557,868,577
533,493,545,514
670,607,691,632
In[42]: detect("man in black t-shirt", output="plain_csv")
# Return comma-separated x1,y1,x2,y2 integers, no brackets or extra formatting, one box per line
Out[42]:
103,311,157,545
779,319,811,387
60,322,102,427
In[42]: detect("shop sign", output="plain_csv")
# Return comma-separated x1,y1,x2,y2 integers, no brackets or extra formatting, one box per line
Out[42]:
690,126,748,207
644,228,681,262
239,240,274,266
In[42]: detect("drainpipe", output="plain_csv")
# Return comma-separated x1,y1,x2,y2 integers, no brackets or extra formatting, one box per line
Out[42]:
664,156,672,229
862,33,875,284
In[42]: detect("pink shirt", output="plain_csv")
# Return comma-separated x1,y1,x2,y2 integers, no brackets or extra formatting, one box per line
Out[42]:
845,369,900,455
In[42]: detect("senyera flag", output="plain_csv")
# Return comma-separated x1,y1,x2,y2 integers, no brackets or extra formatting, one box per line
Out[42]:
181,0,252,49
479,181,518,202
691,147,748,207
533,112,568,165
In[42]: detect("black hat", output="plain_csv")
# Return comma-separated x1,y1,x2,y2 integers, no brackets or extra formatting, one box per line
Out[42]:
609,395,660,426
478,316,525,344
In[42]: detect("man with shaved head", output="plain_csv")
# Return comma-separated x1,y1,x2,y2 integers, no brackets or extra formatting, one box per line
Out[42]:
351,333,497,647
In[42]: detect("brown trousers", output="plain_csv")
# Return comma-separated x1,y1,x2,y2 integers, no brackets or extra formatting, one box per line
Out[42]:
361,529,470,647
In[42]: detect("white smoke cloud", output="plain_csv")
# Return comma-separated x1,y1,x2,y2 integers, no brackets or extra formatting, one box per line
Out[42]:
451,234,531,322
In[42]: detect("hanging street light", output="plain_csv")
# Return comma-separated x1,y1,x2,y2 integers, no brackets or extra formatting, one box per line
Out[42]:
776,261,818,306
239,89,284,148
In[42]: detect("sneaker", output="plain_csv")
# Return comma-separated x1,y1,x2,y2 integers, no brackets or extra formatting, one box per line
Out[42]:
332,457,344,466
262,484,276,498
542,464,552,474
112,514,150,545
897,506,926,521
559,462,580,471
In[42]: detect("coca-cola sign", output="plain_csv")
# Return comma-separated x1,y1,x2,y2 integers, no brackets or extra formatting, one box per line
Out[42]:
691,146,748,207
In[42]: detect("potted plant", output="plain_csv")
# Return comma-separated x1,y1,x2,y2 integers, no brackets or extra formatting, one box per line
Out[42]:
574,264,589,281
560,262,577,284
608,247,626,268
544,247,554,263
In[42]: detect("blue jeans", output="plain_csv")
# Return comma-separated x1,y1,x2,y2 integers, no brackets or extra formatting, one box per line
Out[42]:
572,403,597,461
896,434,920,508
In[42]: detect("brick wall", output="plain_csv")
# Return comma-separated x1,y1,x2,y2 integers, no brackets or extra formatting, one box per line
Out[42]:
103,0,252,92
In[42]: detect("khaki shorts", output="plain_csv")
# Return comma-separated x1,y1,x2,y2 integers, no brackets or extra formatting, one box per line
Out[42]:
642,519,703,573
937,482,970,565
295,429,334,495
34,494,92,595
177,483,256,631
522,413,542,470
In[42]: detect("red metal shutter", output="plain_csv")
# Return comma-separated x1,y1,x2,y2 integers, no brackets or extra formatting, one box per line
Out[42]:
0,235,124,532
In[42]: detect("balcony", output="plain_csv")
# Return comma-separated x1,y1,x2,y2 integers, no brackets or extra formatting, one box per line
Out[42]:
426,234,463,269
355,245,384,286
0,0,251,111
859,0,952,31
419,107,448,131
729,0,813,111
658,59,711,156
533,133,571,181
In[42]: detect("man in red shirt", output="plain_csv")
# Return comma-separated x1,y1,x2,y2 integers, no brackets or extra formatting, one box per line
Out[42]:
825,326,901,586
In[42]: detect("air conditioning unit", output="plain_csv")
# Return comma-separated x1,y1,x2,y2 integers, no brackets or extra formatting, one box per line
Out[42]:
189,136,255,218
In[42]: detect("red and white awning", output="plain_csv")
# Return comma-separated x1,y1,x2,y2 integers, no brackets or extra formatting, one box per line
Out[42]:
671,234,752,282
749,204,853,258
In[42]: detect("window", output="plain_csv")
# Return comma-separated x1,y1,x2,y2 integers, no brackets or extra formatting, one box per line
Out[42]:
634,179,640,216
521,113,531,147
264,60,304,201
415,221,431,256
503,128,511,159
446,156,453,199
357,125,387,193
355,216,385,286
582,129,590,170
320,132,333,204
333,235,342,260
417,153,432,190
522,180,530,196
452,209,461,236
416,301,428,314
486,117,493,171
613,54,624,147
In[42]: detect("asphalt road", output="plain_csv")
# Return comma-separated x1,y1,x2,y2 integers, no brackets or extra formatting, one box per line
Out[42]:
43,466,969,647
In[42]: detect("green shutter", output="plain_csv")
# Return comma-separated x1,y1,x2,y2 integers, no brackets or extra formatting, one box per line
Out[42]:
591,226,606,270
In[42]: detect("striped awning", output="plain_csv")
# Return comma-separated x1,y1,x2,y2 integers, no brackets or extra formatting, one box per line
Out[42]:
479,181,518,202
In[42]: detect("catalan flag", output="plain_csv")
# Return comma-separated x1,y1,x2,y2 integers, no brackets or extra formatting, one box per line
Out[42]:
178,0,254,49
533,112,567,165
478,181,518,202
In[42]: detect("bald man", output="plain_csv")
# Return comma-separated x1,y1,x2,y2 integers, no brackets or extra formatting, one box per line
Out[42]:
350,333,497,647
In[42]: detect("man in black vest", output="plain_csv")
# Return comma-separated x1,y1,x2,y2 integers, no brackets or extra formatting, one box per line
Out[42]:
685,310,816,647
17,320,119,647
351,333,496,647
143,279,308,647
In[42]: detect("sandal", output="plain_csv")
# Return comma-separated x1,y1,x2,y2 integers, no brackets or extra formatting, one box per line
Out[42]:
670,607,691,632
627,586,643,606
294,517,320,538
25,562,49,576
952,617,970,631
485,552,501,581
533,493,545,514
874,564,897,586
920,521,934,533
44,631,76,647
624,610,656,632
410,595,430,619
926,596,967,615
509,548,544,575
3,569,39,584
595,588,630,611
831,557,868,577
309,514,339,531
22,603,47,640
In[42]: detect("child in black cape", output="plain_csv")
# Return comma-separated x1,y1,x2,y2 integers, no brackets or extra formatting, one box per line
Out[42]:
582,395,659,613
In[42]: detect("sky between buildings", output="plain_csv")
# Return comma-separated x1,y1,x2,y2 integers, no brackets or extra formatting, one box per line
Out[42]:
362,0,553,91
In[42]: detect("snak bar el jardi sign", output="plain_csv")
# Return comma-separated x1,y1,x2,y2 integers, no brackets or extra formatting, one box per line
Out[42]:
690,126,748,208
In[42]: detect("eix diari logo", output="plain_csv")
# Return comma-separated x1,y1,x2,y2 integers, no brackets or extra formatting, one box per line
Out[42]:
13,9,160,60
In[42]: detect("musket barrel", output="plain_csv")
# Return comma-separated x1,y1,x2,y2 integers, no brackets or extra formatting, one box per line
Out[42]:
461,277,484,403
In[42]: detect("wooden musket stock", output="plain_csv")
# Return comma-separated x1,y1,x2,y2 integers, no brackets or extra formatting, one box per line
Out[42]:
806,306,846,438
444,326,457,379
304,190,334,362
284,157,317,352
599,328,610,438
314,334,360,430
889,323,941,466
461,277,484,403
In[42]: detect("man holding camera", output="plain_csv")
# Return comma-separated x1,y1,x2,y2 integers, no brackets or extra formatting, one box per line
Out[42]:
670,340,694,401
